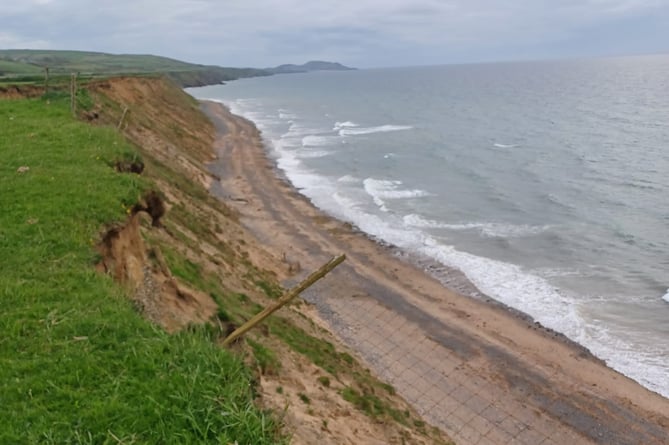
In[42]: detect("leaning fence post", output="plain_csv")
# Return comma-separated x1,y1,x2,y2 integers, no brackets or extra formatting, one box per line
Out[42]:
70,72,78,116
222,254,346,346
44,67,49,95
117,106,129,130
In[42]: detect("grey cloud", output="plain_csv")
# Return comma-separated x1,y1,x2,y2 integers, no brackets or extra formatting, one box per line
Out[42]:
0,0,667,67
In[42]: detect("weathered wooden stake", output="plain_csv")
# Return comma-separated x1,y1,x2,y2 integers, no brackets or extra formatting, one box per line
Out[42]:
44,67,49,95
222,254,346,346
117,106,129,130
70,73,77,116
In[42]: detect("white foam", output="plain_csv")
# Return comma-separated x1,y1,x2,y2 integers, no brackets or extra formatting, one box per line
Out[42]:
493,143,518,148
302,135,339,147
337,174,360,183
576,320,669,398
296,150,333,159
419,244,584,334
364,179,430,200
478,223,549,238
403,214,452,229
333,121,359,130
403,214,548,238
323,192,584,344
339,124,413,136
535,267,585,278
662,289,669,304
278,109,297,119
272,136,300,151
364,179,431,212
284,123,315,138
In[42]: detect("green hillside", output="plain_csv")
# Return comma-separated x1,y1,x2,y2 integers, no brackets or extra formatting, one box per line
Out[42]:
0,59,44,76
0,49,269,86
0,94,284,443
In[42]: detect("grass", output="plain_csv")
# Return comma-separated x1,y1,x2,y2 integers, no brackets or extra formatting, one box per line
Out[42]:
0,59,44,76
0,96,283,444
254,279,284,299
248,339,281,375
341,387,408,424
0,49,270,87
267,317,349,376
265,316,435,432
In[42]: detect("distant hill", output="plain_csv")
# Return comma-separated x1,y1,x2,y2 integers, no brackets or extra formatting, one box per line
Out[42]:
0,50,355,87
0,49,270,87
267,60,355,74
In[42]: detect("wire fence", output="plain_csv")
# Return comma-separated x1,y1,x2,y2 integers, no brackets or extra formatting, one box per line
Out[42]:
304,283,584,445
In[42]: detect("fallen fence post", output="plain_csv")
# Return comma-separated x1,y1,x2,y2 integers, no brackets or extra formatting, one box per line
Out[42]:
222,254,346,346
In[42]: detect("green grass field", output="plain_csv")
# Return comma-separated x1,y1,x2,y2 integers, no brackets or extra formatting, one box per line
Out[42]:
0,59,44,76
0,96,282,444
0,50,269,87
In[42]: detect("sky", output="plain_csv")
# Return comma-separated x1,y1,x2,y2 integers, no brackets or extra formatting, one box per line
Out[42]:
1,0,668,68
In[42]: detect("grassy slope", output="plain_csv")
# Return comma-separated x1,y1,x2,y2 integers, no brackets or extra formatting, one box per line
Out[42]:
0,77,452,444
0,59,43,76
0,50,269,86
0,96,282,444
0,49,197,72
86,77,453,444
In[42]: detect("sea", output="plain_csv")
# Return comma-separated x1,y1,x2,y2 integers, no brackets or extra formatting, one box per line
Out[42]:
187,54,669,398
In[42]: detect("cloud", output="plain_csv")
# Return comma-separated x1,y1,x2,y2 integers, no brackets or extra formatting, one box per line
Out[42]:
0,31,51,49
0,0,667,67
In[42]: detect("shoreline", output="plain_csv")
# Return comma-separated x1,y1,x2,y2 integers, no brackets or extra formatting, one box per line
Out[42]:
201,99,669,444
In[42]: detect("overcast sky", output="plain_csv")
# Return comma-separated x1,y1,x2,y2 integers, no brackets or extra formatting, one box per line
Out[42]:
1,0,668,68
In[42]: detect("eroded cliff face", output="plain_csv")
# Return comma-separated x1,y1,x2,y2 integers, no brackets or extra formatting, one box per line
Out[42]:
87,76,285,330
83,76,453,445
95,195,218,332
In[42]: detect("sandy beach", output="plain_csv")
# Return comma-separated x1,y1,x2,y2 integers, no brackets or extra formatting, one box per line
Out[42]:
201,100,669,445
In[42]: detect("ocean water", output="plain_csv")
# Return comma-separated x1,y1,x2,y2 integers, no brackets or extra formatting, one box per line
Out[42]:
187,55,669,398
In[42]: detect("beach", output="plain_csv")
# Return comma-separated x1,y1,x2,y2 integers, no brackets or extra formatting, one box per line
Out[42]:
201,100,669,444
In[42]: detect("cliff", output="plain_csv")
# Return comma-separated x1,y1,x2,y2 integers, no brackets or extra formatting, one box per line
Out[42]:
0,77,449,443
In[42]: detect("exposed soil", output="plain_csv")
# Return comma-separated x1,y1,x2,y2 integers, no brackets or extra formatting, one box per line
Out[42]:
96,209,218,332
83,77,451,444
0,84,45,99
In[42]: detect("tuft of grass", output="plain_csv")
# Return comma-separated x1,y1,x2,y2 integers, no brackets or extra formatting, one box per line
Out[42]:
341,386,410,426
0,96,284,444
254,279,283,299
317,376,331,387
248,339,281,375
268,317,352,376
298,393,311,405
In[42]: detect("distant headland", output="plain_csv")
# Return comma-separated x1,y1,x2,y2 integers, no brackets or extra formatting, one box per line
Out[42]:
0,49,355,87
266,60,356,74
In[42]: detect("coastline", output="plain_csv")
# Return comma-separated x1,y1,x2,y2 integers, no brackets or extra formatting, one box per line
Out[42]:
201,100,669,444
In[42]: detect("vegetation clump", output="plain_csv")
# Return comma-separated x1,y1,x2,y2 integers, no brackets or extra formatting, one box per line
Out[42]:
0,96,283,444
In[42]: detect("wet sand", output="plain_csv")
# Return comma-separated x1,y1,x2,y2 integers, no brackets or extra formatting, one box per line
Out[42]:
202,100,669,445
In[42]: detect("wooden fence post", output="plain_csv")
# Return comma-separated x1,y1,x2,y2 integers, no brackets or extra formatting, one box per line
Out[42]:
222,254,346,346
117,106,129,130
44,67,49,95
70,73,78,116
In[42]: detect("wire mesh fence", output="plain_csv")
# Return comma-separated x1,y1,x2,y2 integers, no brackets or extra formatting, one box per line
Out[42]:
301,278,595,445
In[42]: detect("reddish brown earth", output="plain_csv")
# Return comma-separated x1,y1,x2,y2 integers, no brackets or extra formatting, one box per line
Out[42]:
86,77,454,444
